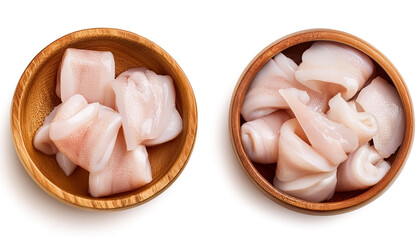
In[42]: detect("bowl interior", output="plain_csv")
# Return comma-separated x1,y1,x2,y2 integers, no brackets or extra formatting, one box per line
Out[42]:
13,29,197,209
230,29,414,213
250,41,394,202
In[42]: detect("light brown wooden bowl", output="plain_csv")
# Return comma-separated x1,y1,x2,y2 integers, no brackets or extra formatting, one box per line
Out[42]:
229,29,414,214
11,28,197,210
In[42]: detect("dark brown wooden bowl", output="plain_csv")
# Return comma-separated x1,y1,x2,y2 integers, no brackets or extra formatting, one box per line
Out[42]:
11,28,198,210
229,29,414,214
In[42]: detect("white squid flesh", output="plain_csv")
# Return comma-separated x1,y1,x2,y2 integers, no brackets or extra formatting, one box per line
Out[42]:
56,48,115,108
49,94,121,173
89,131,152,197
241,110,291,164
326,93,378,146
280,88,358,165
241,53,328,122
112,68,178,151
295,41,374,100
356,76,405,158
336,143,390,192
275,118,336,182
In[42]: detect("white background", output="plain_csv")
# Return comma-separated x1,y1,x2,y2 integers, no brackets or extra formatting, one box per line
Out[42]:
1,1,419,239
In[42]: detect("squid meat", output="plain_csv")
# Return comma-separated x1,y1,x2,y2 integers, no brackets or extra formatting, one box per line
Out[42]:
56,48,116,108
280,88,358,165
326,93,378,146
336,143,390,192
112,68,178,151
49,94,121,173
273,170,337,202
356,77,405,158
241,110,291,164
241,53,328,122
295,41,374,100
56,152,77,176
33,105,61,155
89,131,152,197
143,108,183,147
275,118,336,182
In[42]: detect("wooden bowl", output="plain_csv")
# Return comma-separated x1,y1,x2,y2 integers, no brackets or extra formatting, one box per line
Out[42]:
229,29,414,214
11,28,198,210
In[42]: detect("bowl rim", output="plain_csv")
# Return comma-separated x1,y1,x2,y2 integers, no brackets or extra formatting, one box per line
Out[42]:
11,27,198,210
229,28,414,214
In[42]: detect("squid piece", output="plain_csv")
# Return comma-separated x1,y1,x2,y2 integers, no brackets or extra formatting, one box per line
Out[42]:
275,118,336,182
56,152,77,176
241,53,328,122
356,77,405,158
273,170,337,202
49,94,121,173
241,110,291,164
280,88,358,165
295,41,374,100
336,143,390,192
143,109,183,147
326,93,378,146
56,48,116,108
112,68,178,151
89,132,152,197
33,104,78,176
33,105,61,155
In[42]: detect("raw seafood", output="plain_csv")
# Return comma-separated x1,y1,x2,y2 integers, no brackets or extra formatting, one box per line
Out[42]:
280,88,358,165
275,119,336,182
56,152,77,176
112,68,177,151
273,170,337,202
33,47,184,198
33,104,78,176
241,53,328,122
143,108,183,147
326,93,378,146
336,143,390,192
56,48,116,108
241,110,291,164
33,105,60,155
89,132,152,197
295,42,374,100
356,77,405,158
240,42,405,202
49,94,121,173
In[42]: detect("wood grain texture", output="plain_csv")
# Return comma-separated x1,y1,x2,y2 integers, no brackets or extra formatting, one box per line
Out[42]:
11,28,198,210
229,29,414,214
